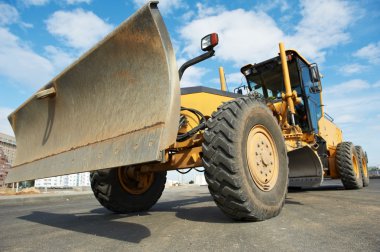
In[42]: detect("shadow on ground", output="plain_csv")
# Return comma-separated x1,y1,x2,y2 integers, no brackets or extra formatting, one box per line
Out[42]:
19,210,151,243
288,184,344,193
153,195,303,223
18,187,313,241
155,195,234,223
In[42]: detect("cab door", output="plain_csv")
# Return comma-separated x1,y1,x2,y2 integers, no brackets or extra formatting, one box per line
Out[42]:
298,60,322,133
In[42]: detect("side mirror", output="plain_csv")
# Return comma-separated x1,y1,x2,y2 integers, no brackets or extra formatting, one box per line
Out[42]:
309,64,322,94
201,33,219,51
309,64,320,83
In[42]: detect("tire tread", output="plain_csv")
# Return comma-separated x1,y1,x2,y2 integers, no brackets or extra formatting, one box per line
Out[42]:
203,97,287,221
336,142,363,189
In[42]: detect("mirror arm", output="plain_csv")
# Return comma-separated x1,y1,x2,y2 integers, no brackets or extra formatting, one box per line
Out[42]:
179,50,215,80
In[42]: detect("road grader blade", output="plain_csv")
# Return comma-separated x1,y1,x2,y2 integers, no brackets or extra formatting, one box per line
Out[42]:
5,2,180,183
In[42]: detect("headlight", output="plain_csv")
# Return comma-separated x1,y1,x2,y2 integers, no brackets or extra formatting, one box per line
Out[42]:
243,68,252,76
201,33,219,51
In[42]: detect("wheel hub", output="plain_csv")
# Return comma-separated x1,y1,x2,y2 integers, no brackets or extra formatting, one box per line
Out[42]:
352,155,359,179
361,157,368,178
118,166,154,195
247,125,279,191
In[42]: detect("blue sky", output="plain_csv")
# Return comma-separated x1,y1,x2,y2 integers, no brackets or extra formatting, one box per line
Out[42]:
0,0,379,170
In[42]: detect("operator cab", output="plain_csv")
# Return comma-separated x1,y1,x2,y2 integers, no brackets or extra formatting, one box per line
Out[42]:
240,51,323,133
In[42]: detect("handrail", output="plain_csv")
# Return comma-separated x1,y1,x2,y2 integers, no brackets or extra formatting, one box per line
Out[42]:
324,113,334,122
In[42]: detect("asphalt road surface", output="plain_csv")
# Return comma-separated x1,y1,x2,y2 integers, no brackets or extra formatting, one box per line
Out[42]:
1,179,379,252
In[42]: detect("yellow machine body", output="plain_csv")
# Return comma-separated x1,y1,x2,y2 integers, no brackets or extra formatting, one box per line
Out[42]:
6,2,344,189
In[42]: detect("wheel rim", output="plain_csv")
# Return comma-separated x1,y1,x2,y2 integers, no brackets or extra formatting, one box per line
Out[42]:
361,157,368,178
247,125,279,191
118,166,154,195
352,154,359,178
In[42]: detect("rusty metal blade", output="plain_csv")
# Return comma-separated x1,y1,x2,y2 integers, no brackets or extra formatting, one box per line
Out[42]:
6,2,180,183
288,146,323,187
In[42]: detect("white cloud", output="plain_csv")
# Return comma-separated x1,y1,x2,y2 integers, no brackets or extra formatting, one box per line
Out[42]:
322,81,380,165
180,0,358,66
66,0,92,4
133,0,182,14
180,8,284,65
324,79,370,95
256,0,290,13
286,0,357,62
210,72,246,92
323,79,380,127
225,72,245,87
45,9,113,50
0,3,32,28
180,66,208,87
0,107,14,136
339,63,368,75
22,0,49,6
334,114,356,124
373,81,380,88
0,3,19,26
195,3,226,18
0,28,54,88
353,41,380,64
324,93,379,120
44,45,77,72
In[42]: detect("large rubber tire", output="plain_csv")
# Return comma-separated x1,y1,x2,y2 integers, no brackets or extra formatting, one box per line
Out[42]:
355,146,369,187
90,167,166,213
202,97,288,221
336,142,363,189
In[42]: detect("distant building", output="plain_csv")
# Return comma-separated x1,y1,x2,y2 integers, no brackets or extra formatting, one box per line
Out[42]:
166,179,180,187
369,170,380,177
195,174,207,185
0,132,91,188
0,133,15,186
0,133,16,165
0,148,11,186
34,172,91,188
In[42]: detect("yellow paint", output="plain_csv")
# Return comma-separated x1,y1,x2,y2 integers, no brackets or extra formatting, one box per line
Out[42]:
176,91,234,149
318,116,342,178
118,166,154,195
286,49,312,66
181,92,233,117
319,92,324,115
361,154,368,178
318,117,342,149
142,146,203,171
247,125,279,191
219,67,227,91
279,42,295,115
328,147,338,178
171,44,344,182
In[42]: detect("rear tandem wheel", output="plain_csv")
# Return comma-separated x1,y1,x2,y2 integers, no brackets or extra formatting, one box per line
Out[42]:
355,146,369,187
336,142,363,189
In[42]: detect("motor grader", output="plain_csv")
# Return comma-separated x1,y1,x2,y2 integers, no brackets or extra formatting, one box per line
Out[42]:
5,2,369,221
